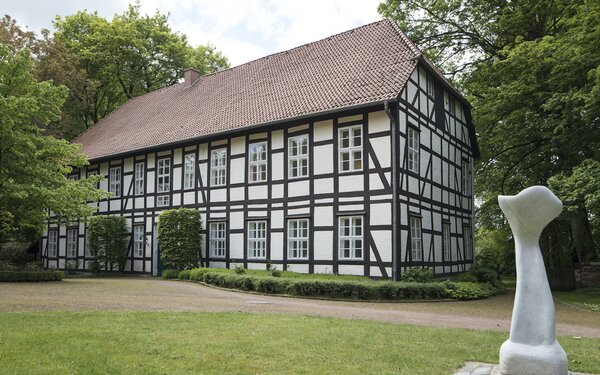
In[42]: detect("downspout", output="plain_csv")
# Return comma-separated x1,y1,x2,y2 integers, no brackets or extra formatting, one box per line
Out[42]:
385,100,400,281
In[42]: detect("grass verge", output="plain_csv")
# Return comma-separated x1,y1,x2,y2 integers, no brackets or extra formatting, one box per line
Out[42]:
554,287,600,312
0,311,597,375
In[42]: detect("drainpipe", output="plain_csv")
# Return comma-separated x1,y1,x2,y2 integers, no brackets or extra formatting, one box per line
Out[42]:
385,100,400,281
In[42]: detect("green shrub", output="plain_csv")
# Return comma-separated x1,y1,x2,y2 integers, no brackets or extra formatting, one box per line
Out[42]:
456,271,478,283
157,208,203,270
234,265,246,274
182,268,499,301
22,261,44,272
270,267,282,277
87,215,129,271
161,269,180,279
88,259,101,273
400,267,434,283
0,244,35,267
0,270,64,282
444,282,496,300
178,270,191,280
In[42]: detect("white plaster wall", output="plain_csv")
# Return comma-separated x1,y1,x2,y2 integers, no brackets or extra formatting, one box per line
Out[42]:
313,231,333,260
313,120,333,142
313,145,333,175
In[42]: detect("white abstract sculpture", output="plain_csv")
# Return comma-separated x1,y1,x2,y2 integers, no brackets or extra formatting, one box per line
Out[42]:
498,186,568,375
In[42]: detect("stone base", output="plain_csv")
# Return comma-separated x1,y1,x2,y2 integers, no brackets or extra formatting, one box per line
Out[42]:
499,340,568,375
453,362,591,375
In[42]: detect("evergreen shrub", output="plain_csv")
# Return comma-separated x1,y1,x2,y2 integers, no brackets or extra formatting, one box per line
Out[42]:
87,215,129,272
157,209,202,270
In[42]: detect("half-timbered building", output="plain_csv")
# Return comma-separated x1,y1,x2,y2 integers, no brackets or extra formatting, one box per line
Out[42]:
41,19,480,280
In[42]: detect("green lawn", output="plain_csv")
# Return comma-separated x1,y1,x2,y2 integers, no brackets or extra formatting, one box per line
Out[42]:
554,287,600,312
0,311,598,375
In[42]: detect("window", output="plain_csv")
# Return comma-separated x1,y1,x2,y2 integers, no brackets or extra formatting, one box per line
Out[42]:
183,154,195,190
464,226,473,259
449,96,456,115
211,149,227,186
68,174,78,180
407,127,420,173
410,216,423,261
157,158,171,193
133,225,145,258
134,162,144,195
461,159,471,196
288,219,309,259
443,222,451,261
247,221,267,259
427,75,435,98
109,167,121,197
66,229,78,258
248,142,267,182
338,216,363,259
209,222,226,258
288,135,309,178
157,195,170,207
48,230,58,258
339,126,362,172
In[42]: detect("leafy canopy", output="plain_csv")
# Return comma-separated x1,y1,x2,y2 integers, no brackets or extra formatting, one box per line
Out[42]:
0,44,107,243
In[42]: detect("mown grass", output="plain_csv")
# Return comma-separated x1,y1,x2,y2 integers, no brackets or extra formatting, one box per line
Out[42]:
0,311,598,375
555,287,600,312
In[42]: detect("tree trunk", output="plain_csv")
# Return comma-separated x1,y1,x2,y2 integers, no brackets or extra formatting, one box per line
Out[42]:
568,206,597,264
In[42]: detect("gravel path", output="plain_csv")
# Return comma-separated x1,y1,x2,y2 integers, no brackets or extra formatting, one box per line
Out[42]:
1,276,599,338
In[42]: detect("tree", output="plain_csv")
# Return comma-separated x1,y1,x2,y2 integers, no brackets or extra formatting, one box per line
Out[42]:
378,0,600,286
0,15,39,55
157,208,203,270
0,44,107,243
46,3,230,138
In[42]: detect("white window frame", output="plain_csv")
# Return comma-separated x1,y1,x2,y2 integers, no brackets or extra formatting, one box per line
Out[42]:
134,162,144,195
248,142,267,183
287,219,309,259
407,127,420,173
338,125,362,172
338,216,363,260
288,135,309,179
157,158,171,193
461,159,471,196
210,149,227,187
48,230,58,258
464,226,473,260
157,195,170,207
66,228,77,258
184,153,195,190
109,167,121,197
209,222,227,258
133,225,145,258
443,222,451,261
410,216,423,261
247,221,267,259
427,74,435,98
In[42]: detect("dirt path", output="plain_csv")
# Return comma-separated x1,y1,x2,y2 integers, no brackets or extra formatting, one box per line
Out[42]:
1,276,599,338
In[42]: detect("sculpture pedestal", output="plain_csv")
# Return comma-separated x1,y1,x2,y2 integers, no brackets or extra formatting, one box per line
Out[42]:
499,341,568,375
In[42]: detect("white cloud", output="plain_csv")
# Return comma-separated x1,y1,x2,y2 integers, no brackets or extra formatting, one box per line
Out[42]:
2,0,383,66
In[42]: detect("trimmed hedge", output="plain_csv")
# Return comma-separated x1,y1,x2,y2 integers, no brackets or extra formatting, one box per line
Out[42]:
161,269,180,279
182,268,502,301
0,270,64,282
157,209,203,270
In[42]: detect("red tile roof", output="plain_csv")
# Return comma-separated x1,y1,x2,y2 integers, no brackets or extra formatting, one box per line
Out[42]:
74,19,423,161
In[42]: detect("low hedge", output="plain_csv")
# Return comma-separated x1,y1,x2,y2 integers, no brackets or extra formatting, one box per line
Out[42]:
161,269,180,279
0,270,64,282
182,268,498,301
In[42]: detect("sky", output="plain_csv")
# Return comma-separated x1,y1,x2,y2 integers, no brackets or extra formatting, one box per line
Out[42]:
1,0,383,67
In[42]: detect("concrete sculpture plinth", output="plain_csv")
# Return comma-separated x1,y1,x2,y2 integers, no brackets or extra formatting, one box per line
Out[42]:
498,186,568,375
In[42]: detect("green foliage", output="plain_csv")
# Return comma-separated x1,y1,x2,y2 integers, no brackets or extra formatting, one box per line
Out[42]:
65,260,79,274
87,216,129,272
269,267,282,277
183,268,502,301
444,282,499,301
0,244,35,268
0,44,107,242
233,264,246,275
178,269,191,280
399,267,434,283
161,269,180,280
157,208,203,270
41,4,229,137
0,270,64,282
